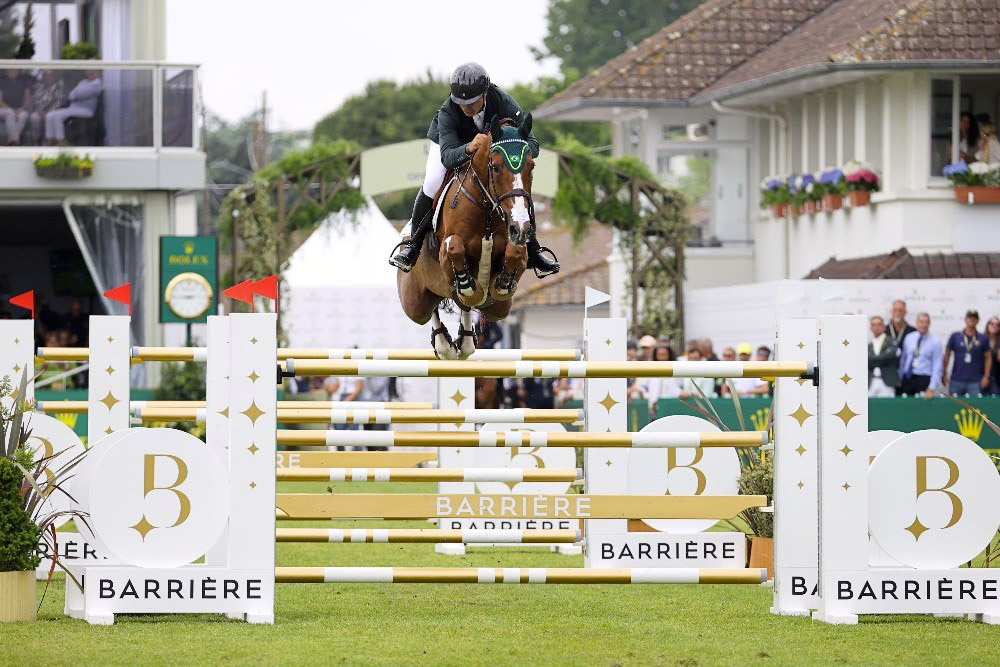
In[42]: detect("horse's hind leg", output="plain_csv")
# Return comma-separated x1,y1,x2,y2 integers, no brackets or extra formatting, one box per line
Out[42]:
453,308,477,359
430,307,458,360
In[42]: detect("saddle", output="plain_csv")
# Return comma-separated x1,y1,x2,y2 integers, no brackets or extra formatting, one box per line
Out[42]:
424,168,455,257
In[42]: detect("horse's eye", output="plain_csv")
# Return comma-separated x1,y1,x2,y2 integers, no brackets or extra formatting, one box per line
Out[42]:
491,164,501,173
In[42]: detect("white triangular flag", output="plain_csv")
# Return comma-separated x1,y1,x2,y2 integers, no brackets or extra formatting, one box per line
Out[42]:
585,286,610,310
776,280,806,306
819,277,848,302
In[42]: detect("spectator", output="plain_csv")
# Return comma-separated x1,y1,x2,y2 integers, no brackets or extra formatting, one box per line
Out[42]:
328,372,365,441
678,348,716,398
28,70,64,145
887,300,916,396
554,377,583,407
682,340,698,360
899,313,944,399
957,111,980,163
0,68,33,145
868,316,898,397
360,374,391,448
987,316,1000,396
697,338,719,361
645,344,682,416
722,343,768,398
942,309,992,397
626,341,643,400
519,378,555,409
975,114,1000,164
638,335,657,361
64,298,88,346
45,69,102,145
756,345,772,361
721,347,736,362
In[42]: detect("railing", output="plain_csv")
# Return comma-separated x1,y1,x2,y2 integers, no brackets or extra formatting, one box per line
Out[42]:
0,61,199,150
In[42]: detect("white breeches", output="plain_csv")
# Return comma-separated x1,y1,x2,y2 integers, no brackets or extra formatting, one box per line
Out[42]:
0,108,28,141
422,141,447,198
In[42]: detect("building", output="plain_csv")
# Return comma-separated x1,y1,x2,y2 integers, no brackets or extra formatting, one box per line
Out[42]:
0,0,204,358
536,0,1000,297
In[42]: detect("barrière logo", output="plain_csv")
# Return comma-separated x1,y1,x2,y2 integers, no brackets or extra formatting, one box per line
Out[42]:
131,454,192,540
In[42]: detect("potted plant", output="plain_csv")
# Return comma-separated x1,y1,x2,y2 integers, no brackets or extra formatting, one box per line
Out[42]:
800,173,821,215
818,167,847,211
943,161,1000,204
33,152,95,179
786,174,802,217
1,371,89,622
843,160,879,206
759,176,790,217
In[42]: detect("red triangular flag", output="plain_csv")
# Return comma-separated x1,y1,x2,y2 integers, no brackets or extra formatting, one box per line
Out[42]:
223,279,254,306
9,290,34,319
252,275,278,312
103,283,131,316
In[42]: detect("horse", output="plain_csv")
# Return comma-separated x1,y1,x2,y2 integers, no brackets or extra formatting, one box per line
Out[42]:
396,114,535,359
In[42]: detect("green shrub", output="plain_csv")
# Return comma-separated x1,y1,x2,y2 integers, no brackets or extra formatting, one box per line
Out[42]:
0,457,41,572
738,457,773,538
60,42,98,59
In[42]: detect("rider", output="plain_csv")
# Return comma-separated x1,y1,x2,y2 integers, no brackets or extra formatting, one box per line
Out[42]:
389,62,559,278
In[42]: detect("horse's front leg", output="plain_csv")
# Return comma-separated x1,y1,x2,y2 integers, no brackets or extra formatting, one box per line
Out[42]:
490,241,527,301
443,234,487,308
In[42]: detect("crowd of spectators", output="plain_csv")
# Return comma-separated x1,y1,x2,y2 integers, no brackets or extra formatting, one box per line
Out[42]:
0,68,103,145
1,298,90,390
868,300,999,399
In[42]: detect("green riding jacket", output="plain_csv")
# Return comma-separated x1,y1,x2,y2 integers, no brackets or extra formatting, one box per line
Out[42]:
427,83,539,170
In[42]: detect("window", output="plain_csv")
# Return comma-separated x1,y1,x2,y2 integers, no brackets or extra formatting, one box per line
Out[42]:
930,74,1000,177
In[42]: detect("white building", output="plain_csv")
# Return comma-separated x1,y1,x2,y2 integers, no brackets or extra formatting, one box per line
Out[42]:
537,0,1000,303
0,0,203,351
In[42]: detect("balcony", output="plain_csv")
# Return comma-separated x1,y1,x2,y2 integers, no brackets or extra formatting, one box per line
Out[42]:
0,61,205,191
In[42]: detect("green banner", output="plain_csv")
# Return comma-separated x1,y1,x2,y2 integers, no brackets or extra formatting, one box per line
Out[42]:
159,236,218,324
566,397,999,452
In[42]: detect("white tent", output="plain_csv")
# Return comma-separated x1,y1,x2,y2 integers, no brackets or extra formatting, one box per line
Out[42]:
282,200,434,404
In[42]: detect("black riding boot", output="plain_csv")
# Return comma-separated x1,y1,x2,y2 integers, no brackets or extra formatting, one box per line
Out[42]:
526,234,560,278
389,192,434,272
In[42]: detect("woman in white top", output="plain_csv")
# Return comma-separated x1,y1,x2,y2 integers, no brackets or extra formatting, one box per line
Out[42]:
644,344,683,417
45,69,102,144
975,117,1000,164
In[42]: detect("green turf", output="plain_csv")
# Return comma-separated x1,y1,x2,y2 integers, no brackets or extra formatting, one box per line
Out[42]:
1,482,996,666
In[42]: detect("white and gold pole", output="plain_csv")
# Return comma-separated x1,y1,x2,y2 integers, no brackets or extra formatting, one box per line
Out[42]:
276,467,580,483
275,567,767,584
275,528,581,544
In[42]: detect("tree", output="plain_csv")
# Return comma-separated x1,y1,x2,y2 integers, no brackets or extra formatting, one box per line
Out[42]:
507,73,609,149
314,75,449,148
533,0,707,74
0,5,21,58
14,3,34,59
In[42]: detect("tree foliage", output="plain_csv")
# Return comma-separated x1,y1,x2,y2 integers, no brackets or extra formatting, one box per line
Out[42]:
533,0,706,74
14,3,34,60
205,110,308,186
507,73,609,149
313,75,449,148
0,5,21,58
0,457,41,572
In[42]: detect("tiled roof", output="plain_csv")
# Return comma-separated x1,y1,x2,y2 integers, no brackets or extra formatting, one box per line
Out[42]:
515,224,612,306
543,0,835,107
805,247,1000,279
540,0,1000,111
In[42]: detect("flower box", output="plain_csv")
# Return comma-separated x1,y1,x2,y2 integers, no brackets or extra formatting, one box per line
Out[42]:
954,185,1000,204
34,164,93,179
821,194,842,211
804,200,819,215
790,204,802,217
847,190,871,207
770,203,787,218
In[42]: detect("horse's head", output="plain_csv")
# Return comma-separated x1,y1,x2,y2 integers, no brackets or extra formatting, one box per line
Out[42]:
487,114,534,246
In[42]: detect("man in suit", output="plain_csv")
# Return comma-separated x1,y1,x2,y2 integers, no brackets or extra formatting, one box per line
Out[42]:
898,312,944,399
887,299,916,396
868,315,898,397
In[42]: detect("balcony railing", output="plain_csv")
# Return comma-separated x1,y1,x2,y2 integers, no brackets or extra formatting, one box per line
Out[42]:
0,61,200,150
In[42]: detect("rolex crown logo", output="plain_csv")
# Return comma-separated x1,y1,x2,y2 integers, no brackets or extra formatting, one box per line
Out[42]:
184,241,195,254
750,408,770,432
954,408,984,442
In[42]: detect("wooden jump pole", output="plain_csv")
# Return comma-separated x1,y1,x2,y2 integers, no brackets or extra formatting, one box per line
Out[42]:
36,400,434,414
275,467,580,483
134,407,583,425
275,528,581,544
276,430,769,448
275,567,768,584
276,451,435,468
283,359,813,379
274,493,767,520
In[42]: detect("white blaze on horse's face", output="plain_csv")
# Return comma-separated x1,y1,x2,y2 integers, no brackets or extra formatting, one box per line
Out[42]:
509,173,530,245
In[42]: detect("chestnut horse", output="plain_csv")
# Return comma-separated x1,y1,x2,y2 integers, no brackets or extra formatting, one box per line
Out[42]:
396,115,535,359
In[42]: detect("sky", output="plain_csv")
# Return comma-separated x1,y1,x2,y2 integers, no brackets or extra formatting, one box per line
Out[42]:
166,0,561,132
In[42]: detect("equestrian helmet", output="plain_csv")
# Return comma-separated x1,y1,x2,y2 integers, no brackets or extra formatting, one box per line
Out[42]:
450,62,490,105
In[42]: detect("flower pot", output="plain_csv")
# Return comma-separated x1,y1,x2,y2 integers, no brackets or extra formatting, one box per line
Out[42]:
748,536,773,581
769,203,788,218
804,200,819,215
821,193,842,211
954,185,1000,204
34,164,93,179
0,571,36,622
789,204,802,217
847,190,871,207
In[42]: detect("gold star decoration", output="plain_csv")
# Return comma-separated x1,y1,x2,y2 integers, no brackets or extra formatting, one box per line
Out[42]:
795,377,809,386
605,460,613,467
833,402,860,427
13,337,19,344
842,482,851,491
249,481,257,489
12,363,21,373
248,370,260,383
241,400,266,425
841,339,850,347
788,404,813,426
905,517,928,540
450,389,467,405
247,443,259,455
106,365,115,376
840,444,853,456
795,444,807,455
131,516,156,540
840,373,852,384
250,337,258,344
796,341,805,350
605,338,612,346
797,481,805,489
107,336,114,343
105,426,114,435
99,390,120,410
219,407,229,418
598,392,620,412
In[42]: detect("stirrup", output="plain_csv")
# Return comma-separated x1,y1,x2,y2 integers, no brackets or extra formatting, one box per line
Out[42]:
530,245,560,279
389,241,417,272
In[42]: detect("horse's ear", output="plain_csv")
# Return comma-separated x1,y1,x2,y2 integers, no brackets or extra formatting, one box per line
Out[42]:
518,113,533,139
489,115,502,140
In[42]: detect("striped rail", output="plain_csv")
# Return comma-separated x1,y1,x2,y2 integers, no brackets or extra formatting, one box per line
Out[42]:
275,528,581,544
276,467,580,483
133,407,583,425
275,451,435,468
275,567,768,584
283,359,813,379
276,430,769,448
35,400,433,414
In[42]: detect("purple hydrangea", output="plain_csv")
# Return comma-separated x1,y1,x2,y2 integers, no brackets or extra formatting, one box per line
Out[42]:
819,168,844,185
942,161,968,176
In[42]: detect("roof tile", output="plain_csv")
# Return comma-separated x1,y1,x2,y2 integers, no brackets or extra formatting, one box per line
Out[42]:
805,248,1000,279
